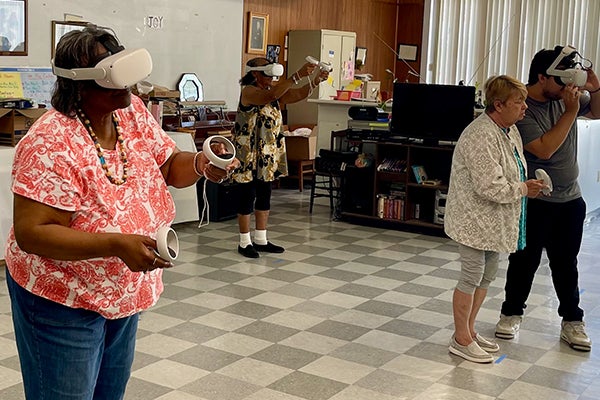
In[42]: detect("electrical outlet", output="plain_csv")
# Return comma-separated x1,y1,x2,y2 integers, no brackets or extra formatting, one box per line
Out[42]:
597,170,600,182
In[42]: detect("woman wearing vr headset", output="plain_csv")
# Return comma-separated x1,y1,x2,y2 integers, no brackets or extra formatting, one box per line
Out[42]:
4,26,237,399
232,57,329,258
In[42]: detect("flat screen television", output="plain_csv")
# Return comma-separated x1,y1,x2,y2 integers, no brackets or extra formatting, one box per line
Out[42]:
390,83,475,145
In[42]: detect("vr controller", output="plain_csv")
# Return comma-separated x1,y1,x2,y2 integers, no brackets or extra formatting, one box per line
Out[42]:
535,168,553,196
154,226,179,262
306,56,333,72
202,135,236,170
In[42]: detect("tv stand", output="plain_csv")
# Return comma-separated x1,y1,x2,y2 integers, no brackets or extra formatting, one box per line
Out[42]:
339,138,454,235
421,138,439,147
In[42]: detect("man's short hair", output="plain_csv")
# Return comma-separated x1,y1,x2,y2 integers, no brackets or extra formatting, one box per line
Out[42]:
527,45,574,85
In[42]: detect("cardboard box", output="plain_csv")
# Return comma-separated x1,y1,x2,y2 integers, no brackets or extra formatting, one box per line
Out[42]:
285,126,318,160
0,108,47,146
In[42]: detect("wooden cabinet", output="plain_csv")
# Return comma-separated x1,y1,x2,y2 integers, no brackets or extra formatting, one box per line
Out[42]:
341,141,454,234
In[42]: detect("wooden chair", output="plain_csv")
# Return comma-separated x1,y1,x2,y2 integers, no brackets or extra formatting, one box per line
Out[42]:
285,159,315,192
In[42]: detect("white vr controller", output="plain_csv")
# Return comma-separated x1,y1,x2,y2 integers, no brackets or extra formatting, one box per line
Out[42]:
155,226,179,262
306,56,333,72
535,168,553,196
202,135,236,170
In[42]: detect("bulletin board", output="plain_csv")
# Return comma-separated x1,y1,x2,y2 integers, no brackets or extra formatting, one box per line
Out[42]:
0,67,55,107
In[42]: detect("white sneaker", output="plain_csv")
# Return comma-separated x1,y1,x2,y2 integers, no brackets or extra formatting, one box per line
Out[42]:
474,333,500,353
495,314,522,339
449,336,494,363
561,321,592,352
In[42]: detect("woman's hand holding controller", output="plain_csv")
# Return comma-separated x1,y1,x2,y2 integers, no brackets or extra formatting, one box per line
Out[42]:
296,62,317,79
200,141,240,183
524,179,546,198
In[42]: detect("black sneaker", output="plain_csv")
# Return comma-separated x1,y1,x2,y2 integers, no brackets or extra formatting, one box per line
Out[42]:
252,241,285,253
238,244,259,258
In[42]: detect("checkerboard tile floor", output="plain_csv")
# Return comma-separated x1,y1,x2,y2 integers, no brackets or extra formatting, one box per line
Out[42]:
1,188,600,399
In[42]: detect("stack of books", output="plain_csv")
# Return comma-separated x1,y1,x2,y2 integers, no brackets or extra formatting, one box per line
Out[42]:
377,193,405,220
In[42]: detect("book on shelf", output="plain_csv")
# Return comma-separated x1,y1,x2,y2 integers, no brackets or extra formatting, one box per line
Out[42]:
390,182,406,191
411,165,428,184
377,158,407,172
376,194,405,221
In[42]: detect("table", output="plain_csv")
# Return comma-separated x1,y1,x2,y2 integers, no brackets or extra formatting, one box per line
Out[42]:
0,147,15,257
166,132,200,224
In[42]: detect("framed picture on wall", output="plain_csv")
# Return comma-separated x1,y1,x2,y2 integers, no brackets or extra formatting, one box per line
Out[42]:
266,44,280,63
247,12,268,54
51,20,88,59
0,0,27,56
397,44,418,61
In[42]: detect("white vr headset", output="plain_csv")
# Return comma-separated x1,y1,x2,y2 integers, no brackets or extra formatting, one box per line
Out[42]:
546,45,588,87
52,48,153,89
244,63,284,77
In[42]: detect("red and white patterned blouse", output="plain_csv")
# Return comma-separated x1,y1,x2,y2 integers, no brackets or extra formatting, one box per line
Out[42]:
4,95,176,319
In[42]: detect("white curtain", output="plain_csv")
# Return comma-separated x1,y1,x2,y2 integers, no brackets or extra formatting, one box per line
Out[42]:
424,0,600,87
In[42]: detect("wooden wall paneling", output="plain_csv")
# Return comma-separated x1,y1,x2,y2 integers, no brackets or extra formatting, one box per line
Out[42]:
395,1,424,86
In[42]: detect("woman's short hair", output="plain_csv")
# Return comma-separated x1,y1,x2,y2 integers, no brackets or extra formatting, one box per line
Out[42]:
484,75,528,113
239,57,270,86
51,26,119,116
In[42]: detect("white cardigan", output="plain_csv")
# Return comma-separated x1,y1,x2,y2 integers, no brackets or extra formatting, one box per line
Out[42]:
444,112,527,253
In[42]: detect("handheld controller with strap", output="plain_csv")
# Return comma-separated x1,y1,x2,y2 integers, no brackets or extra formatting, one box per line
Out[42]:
535,168,553,196
202,135,236,170
306,56,333,72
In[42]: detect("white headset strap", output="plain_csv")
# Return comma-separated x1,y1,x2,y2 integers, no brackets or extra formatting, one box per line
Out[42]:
245,65,269,74
52,62,107,81
546,45,577,76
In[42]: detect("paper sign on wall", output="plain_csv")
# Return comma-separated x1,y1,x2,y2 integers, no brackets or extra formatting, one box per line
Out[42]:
0,73,24,99
0,68,55,107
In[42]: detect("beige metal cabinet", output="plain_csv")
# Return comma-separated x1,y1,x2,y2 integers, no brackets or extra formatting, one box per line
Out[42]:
286,29,357,138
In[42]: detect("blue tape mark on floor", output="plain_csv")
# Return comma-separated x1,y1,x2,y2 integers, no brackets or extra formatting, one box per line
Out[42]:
495,354,507,364
580,289,585,295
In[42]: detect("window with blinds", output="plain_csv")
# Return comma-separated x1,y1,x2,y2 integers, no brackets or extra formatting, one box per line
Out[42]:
423,0,600,87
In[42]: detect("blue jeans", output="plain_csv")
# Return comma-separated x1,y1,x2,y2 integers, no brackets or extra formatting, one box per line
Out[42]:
6,269,139,400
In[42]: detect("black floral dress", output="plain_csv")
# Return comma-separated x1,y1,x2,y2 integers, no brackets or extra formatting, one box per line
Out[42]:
231,96,288,183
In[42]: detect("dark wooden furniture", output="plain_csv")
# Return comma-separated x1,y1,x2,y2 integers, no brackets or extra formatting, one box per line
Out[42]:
340,138,453,234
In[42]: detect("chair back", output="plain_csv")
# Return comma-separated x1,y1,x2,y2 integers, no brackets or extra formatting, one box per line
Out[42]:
315,150,357,174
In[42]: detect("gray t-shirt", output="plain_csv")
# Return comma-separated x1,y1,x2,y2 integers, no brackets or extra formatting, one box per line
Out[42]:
516,96,589,203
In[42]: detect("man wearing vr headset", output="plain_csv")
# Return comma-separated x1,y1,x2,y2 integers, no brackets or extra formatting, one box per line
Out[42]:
496,46,600,351
232,57,329,258
4,26,237,399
